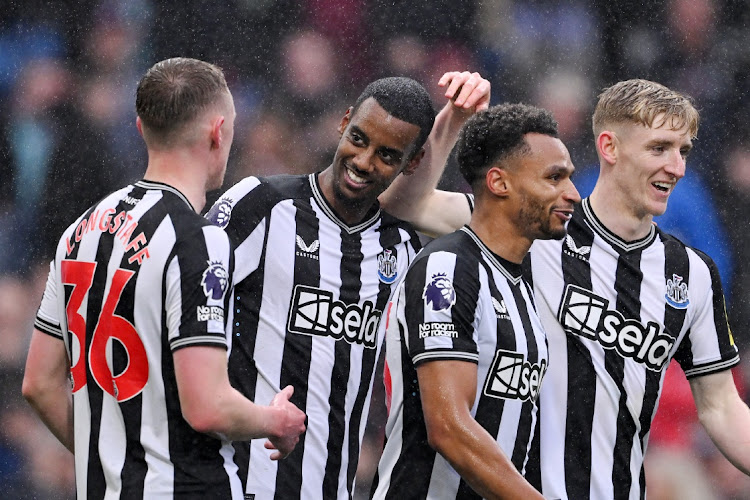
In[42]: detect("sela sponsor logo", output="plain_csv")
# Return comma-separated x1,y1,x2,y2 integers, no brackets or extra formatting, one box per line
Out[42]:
196,305,224,322
423,273,456,312
665,273,689,309
491,297,510,320
287,285,380,348
377,249,398,284
559,284,675,371
295,235,320,260
418,322,457,339
484,349,547,402
564,234,591,260
207,197,233,229
201,261,229,300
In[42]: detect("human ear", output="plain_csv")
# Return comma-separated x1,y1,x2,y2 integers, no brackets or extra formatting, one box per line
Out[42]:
211,116,225,149
486,166,509,197
402,148,425,176
597,130,617,166
337,107,353,135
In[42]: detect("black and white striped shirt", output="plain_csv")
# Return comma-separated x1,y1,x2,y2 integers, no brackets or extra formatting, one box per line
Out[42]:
205,173,420,500
372,227,548,499
34,180,241,499
526,197,738,499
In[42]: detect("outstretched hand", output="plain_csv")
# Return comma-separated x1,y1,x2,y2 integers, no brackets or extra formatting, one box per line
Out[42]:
438,71,491,114
265,385,307,460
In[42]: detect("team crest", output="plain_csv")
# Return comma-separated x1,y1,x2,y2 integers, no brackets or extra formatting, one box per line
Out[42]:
377,249,398,284
202,261,229,300
564,234,591,259
423,273,456,311
665,273,689,309
207,198,233,229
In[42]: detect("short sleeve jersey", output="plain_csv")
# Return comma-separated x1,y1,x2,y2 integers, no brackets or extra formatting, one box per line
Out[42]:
373,227,548,499
205,173,421,500
527,197,738,499
34,180,241,499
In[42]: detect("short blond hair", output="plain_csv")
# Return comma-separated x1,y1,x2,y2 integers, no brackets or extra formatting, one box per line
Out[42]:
592,79,699,138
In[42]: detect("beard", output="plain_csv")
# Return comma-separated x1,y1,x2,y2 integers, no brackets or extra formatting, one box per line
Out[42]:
518,196,567,241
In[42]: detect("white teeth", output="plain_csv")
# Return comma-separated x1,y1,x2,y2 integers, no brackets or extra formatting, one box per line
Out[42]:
653,182,671,191
347,169,366,184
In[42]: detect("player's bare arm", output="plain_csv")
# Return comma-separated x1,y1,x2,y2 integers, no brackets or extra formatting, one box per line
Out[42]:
379,71,488,236
690,369,750,475
418,360,544,500
174,346,306,450
22,328,74,453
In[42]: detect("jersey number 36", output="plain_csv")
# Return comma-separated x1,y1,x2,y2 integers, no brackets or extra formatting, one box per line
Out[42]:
61,260,149,402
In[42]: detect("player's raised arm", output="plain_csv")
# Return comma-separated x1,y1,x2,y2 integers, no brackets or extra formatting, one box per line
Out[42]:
379,71,487,237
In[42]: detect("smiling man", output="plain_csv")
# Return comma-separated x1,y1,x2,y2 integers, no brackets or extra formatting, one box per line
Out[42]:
381,79,750,499
372,103,579,499
206,71,490,499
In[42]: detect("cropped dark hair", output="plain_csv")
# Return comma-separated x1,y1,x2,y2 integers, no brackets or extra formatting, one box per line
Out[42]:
136,57,228,142
351,76,435,158
455,103,558,188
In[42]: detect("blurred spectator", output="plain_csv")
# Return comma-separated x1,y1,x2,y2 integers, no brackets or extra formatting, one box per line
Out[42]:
0,58,72,275
6,1,750,497
644,445,718,500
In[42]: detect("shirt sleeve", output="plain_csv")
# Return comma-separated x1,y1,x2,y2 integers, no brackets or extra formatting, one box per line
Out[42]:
676,249,739,378
165,224,234,352
34,261,64,340
400,251,481,366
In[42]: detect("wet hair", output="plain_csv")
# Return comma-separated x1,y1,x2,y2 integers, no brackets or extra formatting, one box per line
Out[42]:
592,79,699,138
351,76,435,158
455,103,559,188
136,57,229,143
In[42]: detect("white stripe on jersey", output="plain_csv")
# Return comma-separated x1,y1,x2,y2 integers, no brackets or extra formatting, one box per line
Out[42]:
374,227,547,499
531,197,738,500
210,174,420,499
38,181,241,499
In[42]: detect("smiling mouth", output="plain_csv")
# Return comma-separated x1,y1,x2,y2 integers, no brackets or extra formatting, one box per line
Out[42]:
652,181,672,193
346,168,368,185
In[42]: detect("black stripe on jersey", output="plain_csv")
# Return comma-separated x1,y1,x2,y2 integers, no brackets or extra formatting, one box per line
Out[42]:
323,229,362,498
155,191,232,498
227,180,286,487
275,197,320,500
456,248,507,500
116,188,168,498
560,213,596,500
229,235,268,488
386,258,438,498
85,199,129,499
386,324,438,499
344,220,413,496
34,316,63,339
509,282,538,472
609,250,643,500
635,234,690,499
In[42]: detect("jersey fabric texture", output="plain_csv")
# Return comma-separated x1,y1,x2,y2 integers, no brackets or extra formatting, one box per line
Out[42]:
33,180,242,499
526,197,739,500
205,173,421,500
372,226,548,499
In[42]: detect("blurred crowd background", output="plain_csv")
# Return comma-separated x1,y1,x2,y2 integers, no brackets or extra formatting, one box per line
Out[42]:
2,0,750,498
